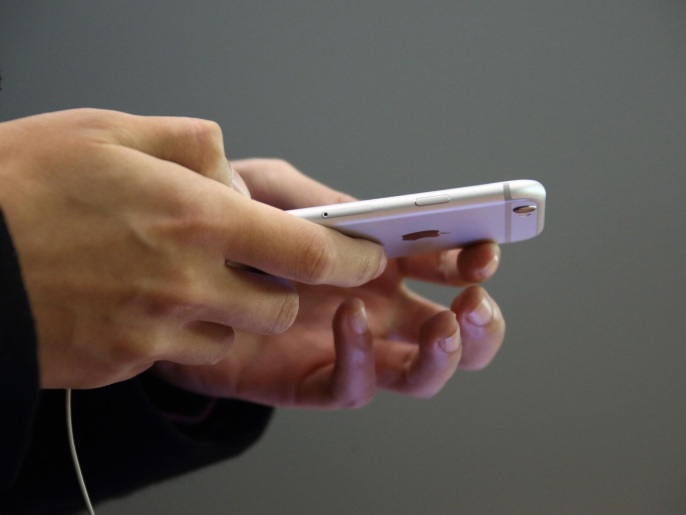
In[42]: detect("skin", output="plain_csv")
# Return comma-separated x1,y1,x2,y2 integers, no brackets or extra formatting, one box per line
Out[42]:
154,159,506,408
0,110,505,407
0,110,386,389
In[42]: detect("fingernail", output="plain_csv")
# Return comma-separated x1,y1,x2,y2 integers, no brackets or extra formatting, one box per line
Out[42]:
439,328,461,353
479,247,501,279
467,295,494,327
349,305,369,335
230,166,251,198
373,253,388,280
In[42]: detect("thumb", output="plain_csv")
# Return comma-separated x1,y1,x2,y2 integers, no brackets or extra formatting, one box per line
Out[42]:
231,158,356,210
228,162,252,198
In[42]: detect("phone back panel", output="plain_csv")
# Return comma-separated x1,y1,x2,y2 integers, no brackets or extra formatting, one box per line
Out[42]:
289,180,545,258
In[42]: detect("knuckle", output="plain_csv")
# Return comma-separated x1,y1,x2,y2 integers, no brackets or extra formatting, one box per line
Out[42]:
50,108,117,145
69,108,134,139
333,240,383,287
187,117,223,141
134,269,204,321
354,245,384,284
181,118,227,175
68,107,109,127
297,238,337,284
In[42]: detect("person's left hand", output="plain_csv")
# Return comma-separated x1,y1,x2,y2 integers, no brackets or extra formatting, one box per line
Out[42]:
154,159,505,408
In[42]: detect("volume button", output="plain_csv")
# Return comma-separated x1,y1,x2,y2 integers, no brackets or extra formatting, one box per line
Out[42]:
415,194,450,206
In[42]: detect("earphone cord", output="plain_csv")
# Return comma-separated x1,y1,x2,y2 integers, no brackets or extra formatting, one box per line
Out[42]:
66,388,96,515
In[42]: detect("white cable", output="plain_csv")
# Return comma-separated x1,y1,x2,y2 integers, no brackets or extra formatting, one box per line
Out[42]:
66,388,96,515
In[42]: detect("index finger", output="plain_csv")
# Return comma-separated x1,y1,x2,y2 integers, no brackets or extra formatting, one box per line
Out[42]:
219,190,387,287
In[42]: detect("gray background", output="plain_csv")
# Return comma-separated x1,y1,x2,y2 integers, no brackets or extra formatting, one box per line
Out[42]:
2,1,685,513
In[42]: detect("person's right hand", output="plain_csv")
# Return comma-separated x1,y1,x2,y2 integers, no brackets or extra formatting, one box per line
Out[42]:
0,109,386,390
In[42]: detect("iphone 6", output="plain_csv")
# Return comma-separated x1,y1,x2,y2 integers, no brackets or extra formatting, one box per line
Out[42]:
288,180,546,258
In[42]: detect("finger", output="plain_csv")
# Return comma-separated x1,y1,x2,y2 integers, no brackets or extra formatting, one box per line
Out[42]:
231,158,356,209
224,159,387,286
375,310,462,398
292,298,377,408
329,298,377,408
105,150,385,299
397,242,501,287
175,321,235,365
87,319,234,386
196,266,300,335
106,110,233,185
221,192,387,287
451,286,505,370
228,163,252,198
373,286,451,343
232,159,501,287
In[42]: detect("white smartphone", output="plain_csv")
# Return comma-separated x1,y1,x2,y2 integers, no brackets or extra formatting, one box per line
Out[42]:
287,180,546,258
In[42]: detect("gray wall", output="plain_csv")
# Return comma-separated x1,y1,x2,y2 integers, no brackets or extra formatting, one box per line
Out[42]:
2,1,685,513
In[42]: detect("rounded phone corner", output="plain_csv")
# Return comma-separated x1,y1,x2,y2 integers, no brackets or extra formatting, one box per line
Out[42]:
508,180,546,203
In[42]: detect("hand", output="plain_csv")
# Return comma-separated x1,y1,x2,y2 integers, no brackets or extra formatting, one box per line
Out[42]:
154,159,506,408
0,113,385,389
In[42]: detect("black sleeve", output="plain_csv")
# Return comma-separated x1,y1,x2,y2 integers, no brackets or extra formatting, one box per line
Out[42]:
0,210,40,492
0,211,273,514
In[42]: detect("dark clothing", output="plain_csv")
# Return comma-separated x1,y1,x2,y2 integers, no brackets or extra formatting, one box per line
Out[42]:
0,211,272,514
